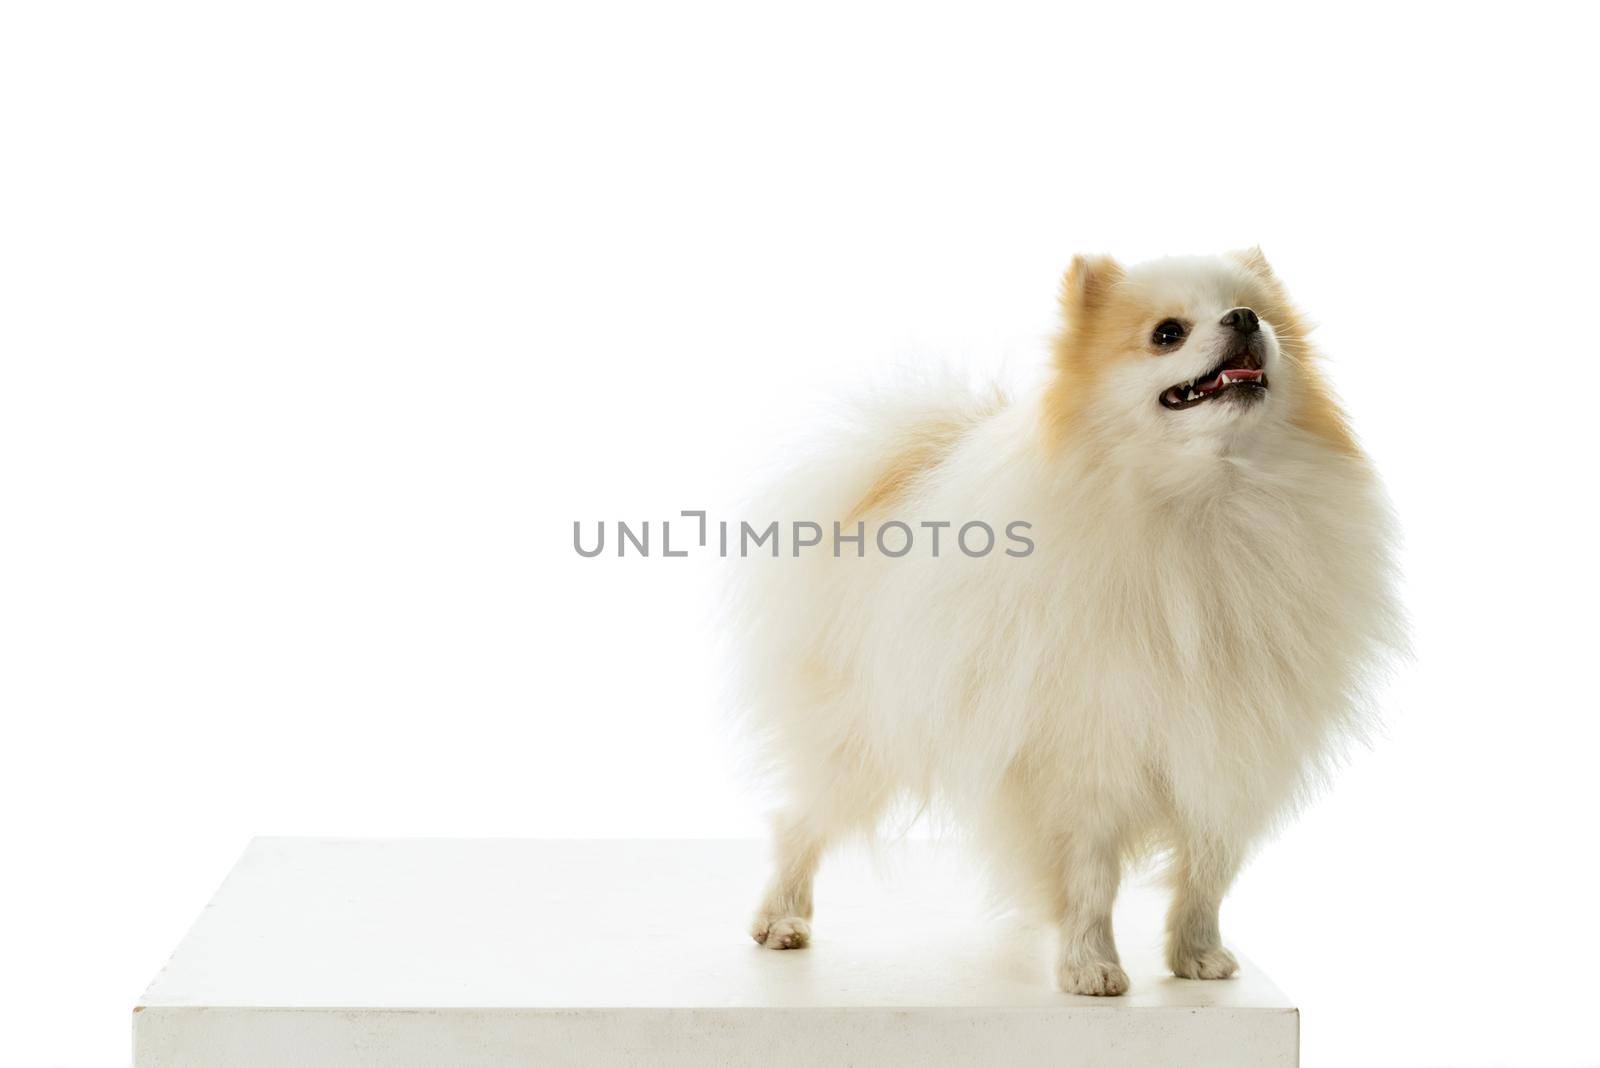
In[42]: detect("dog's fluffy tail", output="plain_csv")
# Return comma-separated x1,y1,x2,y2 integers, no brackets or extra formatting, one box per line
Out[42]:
722,367,1009,805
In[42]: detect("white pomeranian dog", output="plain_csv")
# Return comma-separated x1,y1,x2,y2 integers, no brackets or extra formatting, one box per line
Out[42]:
732,249,1404,995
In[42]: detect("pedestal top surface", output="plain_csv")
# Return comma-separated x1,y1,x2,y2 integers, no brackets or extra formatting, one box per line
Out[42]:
140,837,1293,1012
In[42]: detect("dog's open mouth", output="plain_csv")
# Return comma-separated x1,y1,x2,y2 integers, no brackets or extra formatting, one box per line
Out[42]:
1159,348,1268,410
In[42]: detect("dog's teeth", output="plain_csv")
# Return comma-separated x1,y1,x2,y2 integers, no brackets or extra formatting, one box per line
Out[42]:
1220,374,1232,386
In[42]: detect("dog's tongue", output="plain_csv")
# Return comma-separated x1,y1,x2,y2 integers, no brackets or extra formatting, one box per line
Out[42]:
1197,367,1265,394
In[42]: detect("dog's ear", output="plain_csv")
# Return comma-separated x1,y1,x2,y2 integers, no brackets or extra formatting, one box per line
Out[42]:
1059,254,1123,321
1230,246,1276,280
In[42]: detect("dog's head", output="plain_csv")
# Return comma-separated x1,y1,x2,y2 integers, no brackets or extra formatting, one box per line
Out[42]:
1048,250,1353,459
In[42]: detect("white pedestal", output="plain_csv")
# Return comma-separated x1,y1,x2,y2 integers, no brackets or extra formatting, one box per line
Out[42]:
135,838,1297,1066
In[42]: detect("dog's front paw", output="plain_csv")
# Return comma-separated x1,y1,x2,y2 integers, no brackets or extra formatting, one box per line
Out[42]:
1168,945,1238,980
1057,959,1130,996
750,914,811,950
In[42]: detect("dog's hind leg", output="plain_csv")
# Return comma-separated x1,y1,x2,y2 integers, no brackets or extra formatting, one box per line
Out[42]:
749,814,825,949
750,738,892,950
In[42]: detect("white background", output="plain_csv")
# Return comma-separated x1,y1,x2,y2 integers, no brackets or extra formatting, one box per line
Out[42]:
3,2,1596,1065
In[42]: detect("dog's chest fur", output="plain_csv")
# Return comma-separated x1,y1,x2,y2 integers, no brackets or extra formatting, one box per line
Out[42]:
1006,443,1396,825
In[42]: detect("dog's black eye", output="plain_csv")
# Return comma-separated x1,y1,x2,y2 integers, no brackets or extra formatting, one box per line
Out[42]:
1151,319,1187,347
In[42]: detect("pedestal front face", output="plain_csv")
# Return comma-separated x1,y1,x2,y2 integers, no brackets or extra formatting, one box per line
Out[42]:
135,838,1298,1067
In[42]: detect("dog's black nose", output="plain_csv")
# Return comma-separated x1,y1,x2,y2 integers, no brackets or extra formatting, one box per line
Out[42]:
1221,307,1260,334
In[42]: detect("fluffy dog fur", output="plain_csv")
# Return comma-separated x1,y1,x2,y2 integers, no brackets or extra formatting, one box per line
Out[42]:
733,250,1403,995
